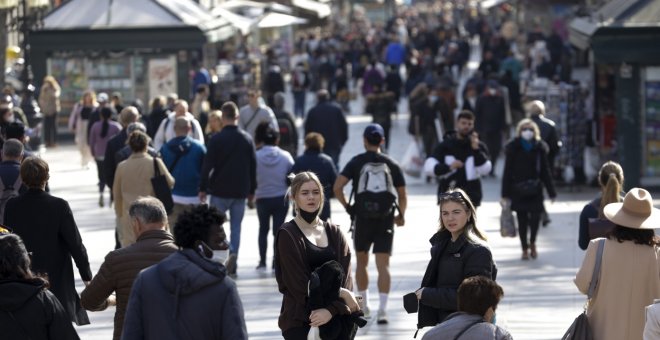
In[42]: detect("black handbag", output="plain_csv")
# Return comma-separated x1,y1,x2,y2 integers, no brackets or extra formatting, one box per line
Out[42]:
151,157,174,214
561,239,605,340
513,179,542,198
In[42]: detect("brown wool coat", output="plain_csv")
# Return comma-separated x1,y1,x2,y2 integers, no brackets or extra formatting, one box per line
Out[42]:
575,238,660,340
80,229,178,340
275,218,353,332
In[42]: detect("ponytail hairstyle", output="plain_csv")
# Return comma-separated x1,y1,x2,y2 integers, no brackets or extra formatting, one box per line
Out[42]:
100,107,114,138
598,161,624,219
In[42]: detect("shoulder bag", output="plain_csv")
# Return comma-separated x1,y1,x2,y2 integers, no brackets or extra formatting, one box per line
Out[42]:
561,239,605,340
151,157,174,214
587,201,615,240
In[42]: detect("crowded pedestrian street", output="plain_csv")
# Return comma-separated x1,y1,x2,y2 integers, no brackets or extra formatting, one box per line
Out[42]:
3,0,660,339
36,112,605,339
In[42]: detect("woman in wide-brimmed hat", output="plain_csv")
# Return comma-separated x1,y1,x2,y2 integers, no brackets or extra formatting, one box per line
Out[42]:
574,188,660,340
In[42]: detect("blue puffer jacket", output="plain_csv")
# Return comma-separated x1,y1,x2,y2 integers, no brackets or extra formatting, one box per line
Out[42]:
160,136,206,198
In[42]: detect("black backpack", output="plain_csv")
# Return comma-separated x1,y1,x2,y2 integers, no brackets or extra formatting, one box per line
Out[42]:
0,175,21,224
352,162,398,218
276,116,296,155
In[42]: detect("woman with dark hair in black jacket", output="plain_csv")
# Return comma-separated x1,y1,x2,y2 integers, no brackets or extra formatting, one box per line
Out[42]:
415,188,497,333
0,232,80,340
501,119,556,260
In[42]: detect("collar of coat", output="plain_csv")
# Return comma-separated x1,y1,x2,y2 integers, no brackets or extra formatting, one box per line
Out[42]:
429,229,469,254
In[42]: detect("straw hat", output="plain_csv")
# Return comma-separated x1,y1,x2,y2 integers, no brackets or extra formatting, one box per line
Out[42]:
603,188,660,229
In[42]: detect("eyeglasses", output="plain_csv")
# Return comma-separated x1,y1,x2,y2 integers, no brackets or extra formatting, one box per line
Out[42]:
521,128,534,132
439,191,465,201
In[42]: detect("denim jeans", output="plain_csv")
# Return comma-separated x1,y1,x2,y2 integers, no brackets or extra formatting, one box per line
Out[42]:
293,90,306,118
210,196,246,256
256,196,289,265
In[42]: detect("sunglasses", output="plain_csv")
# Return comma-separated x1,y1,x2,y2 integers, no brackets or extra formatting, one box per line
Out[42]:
521,128,534,132
439,191,466,201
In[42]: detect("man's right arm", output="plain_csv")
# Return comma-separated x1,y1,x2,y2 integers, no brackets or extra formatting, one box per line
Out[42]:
333,175,350,210
153,118,167,151
80,255,115,311
423,144,452,177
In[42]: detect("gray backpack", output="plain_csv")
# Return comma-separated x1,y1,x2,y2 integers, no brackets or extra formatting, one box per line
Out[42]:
0,175,21,224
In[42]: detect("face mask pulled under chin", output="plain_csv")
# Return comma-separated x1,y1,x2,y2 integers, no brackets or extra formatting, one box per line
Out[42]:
199,243,229,265
209,249,229,265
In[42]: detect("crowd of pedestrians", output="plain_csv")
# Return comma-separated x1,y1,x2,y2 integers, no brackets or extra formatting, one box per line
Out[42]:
2,2,660,340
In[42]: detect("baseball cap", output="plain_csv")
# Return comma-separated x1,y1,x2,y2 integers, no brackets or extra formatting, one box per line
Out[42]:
363,123,384,144
97,92,109,103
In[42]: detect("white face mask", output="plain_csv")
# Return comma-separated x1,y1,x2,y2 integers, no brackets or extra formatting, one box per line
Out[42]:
210,249,229,265
488,89,497,96
521,130,535,141
199,243,229,265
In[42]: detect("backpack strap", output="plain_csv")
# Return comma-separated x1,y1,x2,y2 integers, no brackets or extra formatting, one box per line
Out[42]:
453,319,486,340
243,107,261,132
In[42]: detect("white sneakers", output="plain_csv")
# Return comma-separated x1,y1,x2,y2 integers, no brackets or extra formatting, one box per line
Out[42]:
376,309,388,324
358,298,371,318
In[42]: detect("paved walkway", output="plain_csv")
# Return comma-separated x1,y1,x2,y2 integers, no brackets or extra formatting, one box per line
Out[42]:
29,113,607,339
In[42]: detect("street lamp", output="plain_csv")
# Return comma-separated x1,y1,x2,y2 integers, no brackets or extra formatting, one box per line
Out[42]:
1,0,48,148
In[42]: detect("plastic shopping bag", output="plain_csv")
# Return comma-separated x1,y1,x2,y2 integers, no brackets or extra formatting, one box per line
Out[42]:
401,139,424,178
500,199,517,237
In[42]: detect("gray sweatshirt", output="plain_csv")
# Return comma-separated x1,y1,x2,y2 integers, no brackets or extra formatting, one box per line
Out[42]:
255,145,294,199
239,103,279,139
421,312,513,340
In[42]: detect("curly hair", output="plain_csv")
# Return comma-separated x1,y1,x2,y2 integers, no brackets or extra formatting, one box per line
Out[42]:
173,205,227,248
607,225,660,247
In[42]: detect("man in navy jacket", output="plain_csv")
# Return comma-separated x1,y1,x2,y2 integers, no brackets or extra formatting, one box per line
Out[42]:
199,102,256,278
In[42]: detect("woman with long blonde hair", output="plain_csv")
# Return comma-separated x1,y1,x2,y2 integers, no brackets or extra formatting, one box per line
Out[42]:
578,161,624,250
68,90,97,167
38,75,61,147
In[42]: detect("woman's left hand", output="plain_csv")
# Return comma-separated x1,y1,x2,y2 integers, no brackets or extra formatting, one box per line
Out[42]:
310,308,332,327
339,288,359,312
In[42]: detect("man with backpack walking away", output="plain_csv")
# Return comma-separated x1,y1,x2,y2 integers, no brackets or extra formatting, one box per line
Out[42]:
272,92,298,157
0,139,25,223
333,123,407,325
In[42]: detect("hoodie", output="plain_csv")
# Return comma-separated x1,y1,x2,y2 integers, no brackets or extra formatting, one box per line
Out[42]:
160,136,207,200
121,249,247,340
0,279,80,340
421,312,512,340
255,145,294,199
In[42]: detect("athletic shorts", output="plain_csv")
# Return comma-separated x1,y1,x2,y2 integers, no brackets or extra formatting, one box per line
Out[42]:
353,215,394,254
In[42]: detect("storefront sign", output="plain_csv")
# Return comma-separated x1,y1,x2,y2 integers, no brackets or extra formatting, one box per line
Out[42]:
149,57,177,98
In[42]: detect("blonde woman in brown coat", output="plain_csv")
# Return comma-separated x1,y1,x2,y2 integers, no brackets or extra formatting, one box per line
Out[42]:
575,188,660,340
38,75,61,147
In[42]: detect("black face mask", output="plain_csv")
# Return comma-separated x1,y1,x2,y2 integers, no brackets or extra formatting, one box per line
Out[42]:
299,208,320,223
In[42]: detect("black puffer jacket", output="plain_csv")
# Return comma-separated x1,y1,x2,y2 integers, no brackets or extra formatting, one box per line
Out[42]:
0,279,79,340
417,230,497,329
428,132,491,206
